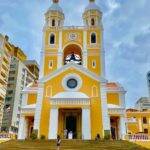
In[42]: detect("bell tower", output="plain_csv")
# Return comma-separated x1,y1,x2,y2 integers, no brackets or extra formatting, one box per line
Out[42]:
45,0,65,27
83,0,102,27
40,0,65,78
82,0,105,77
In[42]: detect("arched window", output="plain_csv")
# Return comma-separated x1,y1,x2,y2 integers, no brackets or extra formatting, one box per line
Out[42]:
92,60,96,68
46,86,52,97
52,19,55,27
50,34,55,44
91,33,96,44
92,86,98,97
91,18,95,26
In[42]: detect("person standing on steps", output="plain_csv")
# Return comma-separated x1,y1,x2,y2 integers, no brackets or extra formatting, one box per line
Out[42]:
56,135,61,150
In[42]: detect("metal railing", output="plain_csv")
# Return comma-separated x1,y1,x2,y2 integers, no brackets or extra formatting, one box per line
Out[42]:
0,133,16,139
125,134,150,141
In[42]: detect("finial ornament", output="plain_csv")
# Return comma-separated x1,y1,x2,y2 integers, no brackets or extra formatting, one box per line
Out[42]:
89,0,95,2
53,0,59,3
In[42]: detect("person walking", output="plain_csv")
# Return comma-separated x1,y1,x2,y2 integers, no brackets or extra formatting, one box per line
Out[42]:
56,135,61,150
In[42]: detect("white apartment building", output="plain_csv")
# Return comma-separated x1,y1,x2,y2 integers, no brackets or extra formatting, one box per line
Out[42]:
1,56,38,133
0,34,11,129
135,97,150,111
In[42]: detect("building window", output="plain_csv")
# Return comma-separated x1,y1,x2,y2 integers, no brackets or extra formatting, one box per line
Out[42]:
9,71,15,74
143,117,147,124
8,77,15,81
5,97,12,101
50,34,55,44
91,33,96,44
49,60,53,69
92,86,98,97
92,60,96,68
91,18,95,26
144,129,148,134
46,86,52,97
8,90,13,95
52,19,55,27
67,78,78,89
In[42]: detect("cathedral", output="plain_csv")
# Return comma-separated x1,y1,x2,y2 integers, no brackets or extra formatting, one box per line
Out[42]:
18,0,126,140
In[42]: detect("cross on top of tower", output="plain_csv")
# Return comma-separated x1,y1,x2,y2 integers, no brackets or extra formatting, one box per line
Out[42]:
89,0,95,2
53,0,59,3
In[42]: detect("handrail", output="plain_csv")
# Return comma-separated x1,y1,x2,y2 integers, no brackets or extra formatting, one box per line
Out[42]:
125,134,150,141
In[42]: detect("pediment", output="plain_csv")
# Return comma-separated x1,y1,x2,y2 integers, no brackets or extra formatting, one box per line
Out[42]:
39,62,107,83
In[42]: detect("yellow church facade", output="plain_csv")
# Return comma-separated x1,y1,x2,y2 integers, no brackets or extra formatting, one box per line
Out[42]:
18,0,126,140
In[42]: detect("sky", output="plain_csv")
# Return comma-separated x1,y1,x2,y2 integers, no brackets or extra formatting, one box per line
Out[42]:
0,0,150,107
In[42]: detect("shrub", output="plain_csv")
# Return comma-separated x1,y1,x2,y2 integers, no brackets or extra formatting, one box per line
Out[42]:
104,130,110,140
30,130,38,140
40,135,46,140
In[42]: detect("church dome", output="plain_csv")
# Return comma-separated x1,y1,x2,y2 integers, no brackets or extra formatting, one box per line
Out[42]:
85,0,101,12
47,0,63,13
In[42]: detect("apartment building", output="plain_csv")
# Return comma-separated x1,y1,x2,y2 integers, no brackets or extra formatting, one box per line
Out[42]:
135,97,150,111
24,60,39,80
1,55,39,133
0,34,11,129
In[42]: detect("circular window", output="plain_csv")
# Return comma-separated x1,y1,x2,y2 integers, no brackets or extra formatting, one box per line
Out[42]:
62,74,82,91
67,78,78,89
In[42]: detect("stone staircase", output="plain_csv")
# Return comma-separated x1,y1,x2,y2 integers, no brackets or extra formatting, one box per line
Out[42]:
0,139,148,150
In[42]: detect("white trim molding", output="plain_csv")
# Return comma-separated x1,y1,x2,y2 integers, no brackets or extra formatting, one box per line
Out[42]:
39,62,107,83
33,83,44,137
39,51,45,79
18,116,27,140
100,28,105,77
83,30,87,68
48,108,58,139
82,108,91,140
100,83,110,135
119,116,126,140
50,99,90,107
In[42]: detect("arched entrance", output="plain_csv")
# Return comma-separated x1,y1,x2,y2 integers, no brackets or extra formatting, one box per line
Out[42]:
58,109,82,139
63,44,82,65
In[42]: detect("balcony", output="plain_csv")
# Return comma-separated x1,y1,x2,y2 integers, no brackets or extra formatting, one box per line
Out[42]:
21,104,35,115
0,87,6,99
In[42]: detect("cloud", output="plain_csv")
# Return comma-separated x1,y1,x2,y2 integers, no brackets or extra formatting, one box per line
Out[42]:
104,0,150,107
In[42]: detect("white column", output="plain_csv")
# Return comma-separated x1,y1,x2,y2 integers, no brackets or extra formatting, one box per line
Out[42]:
48,107,58,139
18,116,26,139
83,52,87,68
100,83,110,135
82,107,91,140
119,116,126,140
34,83,44,137
138,118,143,132
119,92,126,108
39,30,45,79
57,52,63,68
21,93,28,106
83,30,87,68
57,30,62,69
39,51,45,78
100,27,106,77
